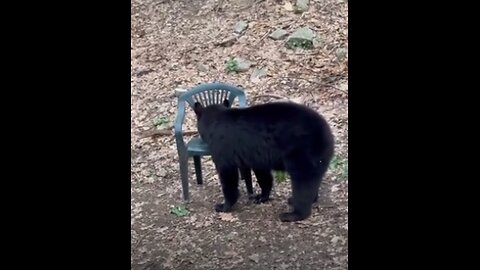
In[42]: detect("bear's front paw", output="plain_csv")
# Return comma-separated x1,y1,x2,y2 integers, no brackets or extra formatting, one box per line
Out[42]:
214,203,232,212
253,194,270,204
279,211,309,222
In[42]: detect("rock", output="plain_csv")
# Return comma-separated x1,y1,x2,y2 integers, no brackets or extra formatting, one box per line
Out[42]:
196,63,209,72
234,57,251,72
234,21,248,34
312,36,325,48
286,27,315,49
157,168,167,177
269,29,288,40
335,47,348,61
250,67,268,83
296,0,309,13
226,231,238,241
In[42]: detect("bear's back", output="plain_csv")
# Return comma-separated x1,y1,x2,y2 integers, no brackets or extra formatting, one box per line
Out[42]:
229,102,330,137
226,102,333,153
198,102,334,169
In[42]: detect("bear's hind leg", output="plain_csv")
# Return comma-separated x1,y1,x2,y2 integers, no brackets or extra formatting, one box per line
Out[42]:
280,154,327,222
252,169,274,204
280,177,319,222
288,193,318,206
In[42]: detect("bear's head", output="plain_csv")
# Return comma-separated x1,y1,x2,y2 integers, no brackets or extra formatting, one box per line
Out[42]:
193,99,230,119
193,99,231,141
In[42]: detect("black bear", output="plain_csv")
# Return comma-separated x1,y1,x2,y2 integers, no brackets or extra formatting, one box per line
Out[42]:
193,99,334,222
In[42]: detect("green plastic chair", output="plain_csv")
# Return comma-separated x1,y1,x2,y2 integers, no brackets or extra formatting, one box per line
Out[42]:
174,82,251,202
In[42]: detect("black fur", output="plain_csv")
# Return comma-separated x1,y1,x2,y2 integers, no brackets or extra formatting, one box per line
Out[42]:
193,100,334,222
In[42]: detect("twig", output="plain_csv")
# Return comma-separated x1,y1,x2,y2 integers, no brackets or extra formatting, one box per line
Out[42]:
182,130,199,136
293,51,322,55
214,0,225,13
256,31,270,46
214,36,237,47
277,76,348,94
181,46,197,57
139,126,173,138
140,262,155,270
139,127,198,139
131,232,149,258
237,0,258,12
252,93,289,101
139,129,171,138
133,234,147,252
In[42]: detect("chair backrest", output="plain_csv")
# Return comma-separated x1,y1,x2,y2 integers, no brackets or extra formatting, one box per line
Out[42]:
174,82,248,140
178,82,247,109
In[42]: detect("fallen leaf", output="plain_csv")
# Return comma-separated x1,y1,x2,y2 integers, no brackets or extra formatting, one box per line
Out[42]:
338,82,348,92
248,253,260,263
157,226,168,234
204,219,214,226
218,212,238,222
290,96,305,104
188,214,197,223
224,250,238,257
284,2,294,11
331,235,341,244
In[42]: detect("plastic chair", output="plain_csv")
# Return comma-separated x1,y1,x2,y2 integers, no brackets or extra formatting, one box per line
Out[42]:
174,82,251,202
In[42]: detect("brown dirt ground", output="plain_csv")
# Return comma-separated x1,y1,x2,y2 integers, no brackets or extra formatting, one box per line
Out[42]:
131,0,348,269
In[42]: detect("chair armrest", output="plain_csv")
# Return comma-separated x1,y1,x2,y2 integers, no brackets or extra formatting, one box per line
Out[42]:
174,101,186,149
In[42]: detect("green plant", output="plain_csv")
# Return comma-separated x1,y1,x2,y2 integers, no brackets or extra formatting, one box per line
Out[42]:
285,39,313,50
170,205,189,217
225,58,239,73
330,154,348,180
153,116,170,129
341,160,348,178
273,170,288,183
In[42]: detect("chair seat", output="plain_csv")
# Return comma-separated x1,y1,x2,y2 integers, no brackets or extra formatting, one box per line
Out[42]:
187,136,210,156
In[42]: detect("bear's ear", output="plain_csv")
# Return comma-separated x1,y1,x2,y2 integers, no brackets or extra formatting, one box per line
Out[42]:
194,102,203,116
223,99,230,108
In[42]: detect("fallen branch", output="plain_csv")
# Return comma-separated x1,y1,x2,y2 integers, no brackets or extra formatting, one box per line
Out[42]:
277,76,348,94
251,93,288,101
139,129,171,138
133,234,147,252
255,31,270,46
139,127,198,139
214,0,225,13
213,36,237,47
237,0,265,12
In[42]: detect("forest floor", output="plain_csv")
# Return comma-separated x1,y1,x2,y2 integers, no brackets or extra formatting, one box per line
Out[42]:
131,0,348,269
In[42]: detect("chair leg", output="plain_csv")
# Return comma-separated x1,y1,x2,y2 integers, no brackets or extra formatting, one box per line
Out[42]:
193,156,203,185
179,151,190,202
